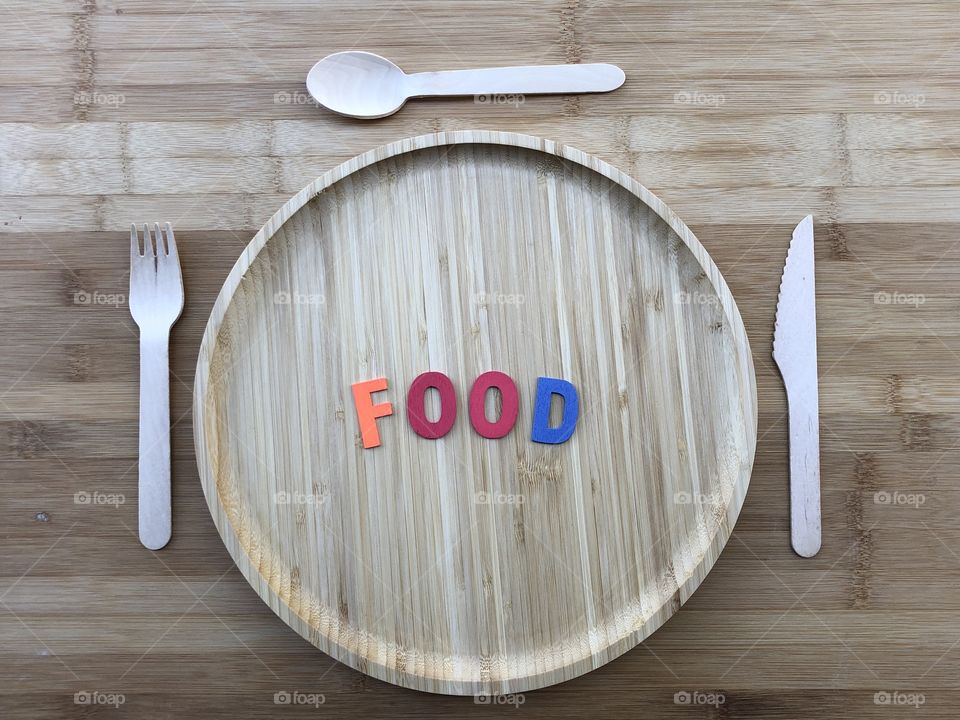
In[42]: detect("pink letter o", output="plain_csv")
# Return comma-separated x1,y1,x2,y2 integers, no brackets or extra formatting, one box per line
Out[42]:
406,372,457,439
469,371,519,439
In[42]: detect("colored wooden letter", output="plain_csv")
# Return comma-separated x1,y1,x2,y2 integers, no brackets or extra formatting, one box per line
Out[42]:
468,371,519,439
351,377,393,449
531,376,579,444
407,371,457,439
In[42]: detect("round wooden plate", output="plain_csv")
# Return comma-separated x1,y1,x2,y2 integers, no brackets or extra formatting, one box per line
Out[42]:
194,131,757,695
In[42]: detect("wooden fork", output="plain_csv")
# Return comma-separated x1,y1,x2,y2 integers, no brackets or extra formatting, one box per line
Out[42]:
129,223,184,550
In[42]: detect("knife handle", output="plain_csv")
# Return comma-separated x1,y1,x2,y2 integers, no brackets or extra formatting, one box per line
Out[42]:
786,387,821,557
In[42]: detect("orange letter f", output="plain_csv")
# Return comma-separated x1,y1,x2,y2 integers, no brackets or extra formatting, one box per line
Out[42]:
351,377,393,449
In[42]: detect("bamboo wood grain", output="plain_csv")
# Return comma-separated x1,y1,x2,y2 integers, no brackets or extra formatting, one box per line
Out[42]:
5,0,960,716
192,131,757,693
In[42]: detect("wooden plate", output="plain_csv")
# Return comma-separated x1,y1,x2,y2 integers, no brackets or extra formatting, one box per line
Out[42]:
194,131,757,695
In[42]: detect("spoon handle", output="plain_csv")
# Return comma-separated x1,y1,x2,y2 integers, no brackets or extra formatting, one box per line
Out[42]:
406,63,624,99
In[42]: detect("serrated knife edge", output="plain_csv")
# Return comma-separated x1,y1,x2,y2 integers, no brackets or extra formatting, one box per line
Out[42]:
773,214,816,367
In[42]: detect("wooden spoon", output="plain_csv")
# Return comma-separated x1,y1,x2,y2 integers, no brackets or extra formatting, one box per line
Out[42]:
306,51,625,119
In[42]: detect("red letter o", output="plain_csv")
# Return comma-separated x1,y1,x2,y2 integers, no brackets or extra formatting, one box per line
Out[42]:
469,371,519,439
407,372,457,439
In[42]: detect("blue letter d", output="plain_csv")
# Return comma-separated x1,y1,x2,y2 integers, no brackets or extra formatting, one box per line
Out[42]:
531,377,579,445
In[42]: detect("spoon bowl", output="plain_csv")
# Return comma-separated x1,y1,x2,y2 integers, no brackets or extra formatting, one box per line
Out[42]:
306,52,409,119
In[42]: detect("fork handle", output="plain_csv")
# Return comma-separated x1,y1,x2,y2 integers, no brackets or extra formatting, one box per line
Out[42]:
138,331,172,550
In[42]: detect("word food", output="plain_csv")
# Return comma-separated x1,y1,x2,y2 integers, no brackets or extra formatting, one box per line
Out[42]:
351,372,579,449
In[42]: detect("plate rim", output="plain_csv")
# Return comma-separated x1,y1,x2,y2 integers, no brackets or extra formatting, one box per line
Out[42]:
193,129,758,694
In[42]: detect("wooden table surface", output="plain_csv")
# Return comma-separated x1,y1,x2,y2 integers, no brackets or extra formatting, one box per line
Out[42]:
3,1,960,717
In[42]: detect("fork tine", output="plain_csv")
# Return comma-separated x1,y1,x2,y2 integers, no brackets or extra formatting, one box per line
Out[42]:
163,223,179,263
130,223,141,259
154,222,166,257
143,223,156,256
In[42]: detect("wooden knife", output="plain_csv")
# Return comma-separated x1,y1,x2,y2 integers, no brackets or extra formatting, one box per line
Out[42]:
773,215,821,557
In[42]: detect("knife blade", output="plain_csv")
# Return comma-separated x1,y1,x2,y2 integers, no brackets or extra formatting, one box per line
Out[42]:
773,215,821,557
